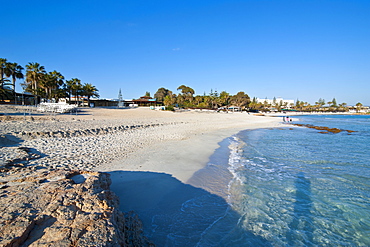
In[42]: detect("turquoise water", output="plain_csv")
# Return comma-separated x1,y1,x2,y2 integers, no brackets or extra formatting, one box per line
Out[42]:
216,114,370,246
116,115,370,246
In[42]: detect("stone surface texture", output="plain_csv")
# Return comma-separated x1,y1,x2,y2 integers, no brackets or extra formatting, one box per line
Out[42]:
0,167,153,246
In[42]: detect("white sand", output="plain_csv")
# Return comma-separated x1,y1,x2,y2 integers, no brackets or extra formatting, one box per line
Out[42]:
1,107,282,183
94,108,282,183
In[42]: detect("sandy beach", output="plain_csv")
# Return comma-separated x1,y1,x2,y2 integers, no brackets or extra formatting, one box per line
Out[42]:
1,106,281,181
1,106,282,245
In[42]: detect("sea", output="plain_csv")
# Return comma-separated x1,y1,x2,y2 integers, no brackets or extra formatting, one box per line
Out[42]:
119,114,370,246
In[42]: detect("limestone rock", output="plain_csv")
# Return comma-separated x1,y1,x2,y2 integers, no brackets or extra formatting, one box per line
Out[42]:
0,168,154,246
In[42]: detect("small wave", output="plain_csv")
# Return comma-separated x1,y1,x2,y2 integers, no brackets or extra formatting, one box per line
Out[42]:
227,136,246,185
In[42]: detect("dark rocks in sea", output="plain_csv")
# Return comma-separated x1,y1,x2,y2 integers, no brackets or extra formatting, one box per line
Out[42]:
292,123,356,134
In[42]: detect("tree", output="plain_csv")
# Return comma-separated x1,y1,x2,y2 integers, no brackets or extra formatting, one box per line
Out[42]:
145,91,151,97
163,94,176,107
219,91,230,106
176,94,185,107
82,83,99,106
331,98,338,107
249,97,259,110
338,102,348,112
316,98,325,107
177,85,195,96
25,62,46,95
356,102,363,113
154,87,172,102
0,58,8,86
41,70,64,99
177,85,195,105
230,91,250,109
5,63,24,92
65,78,82,104
194,95,203,106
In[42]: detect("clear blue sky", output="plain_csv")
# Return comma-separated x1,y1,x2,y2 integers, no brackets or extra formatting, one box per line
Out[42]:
2,0,370,105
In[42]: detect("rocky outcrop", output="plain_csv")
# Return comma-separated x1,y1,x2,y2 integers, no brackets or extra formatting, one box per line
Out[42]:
0,168,154,246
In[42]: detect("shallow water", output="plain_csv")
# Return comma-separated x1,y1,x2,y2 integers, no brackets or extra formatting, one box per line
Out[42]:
116,114,370,246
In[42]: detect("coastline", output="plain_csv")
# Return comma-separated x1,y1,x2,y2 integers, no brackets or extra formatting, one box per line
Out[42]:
95,109,282,183
0,106,282,245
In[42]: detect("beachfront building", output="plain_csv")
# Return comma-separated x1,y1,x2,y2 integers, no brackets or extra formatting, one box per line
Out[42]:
257,97,295,110
131,96,160,107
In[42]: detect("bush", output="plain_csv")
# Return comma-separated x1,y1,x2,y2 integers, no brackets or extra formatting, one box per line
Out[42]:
166,105,175,111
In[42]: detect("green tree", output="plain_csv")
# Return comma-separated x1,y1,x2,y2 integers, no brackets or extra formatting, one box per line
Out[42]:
176,94,185,107
203,96,211,108
219,91,230,107
249,97,258,110
230,91,250,109
82,83,99,106
0,58,8,86
194,95,203,106
163,94,176,107
338,102,348,112
154,87,172,102
177,85,195,105
41,70,64,99
65,78,82,104
331,98,338,107
356,102,363,113
25,62,46,95
316,98,325,108
177,85,195,96
5,62,24,91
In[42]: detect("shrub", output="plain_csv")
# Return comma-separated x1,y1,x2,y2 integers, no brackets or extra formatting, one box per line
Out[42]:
166,105,175,111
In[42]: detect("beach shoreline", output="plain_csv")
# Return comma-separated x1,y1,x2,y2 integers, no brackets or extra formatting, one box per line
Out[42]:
92,108,282,183
0,106,282,245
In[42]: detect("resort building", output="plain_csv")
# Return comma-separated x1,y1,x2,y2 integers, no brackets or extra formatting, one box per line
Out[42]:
131,96,160,107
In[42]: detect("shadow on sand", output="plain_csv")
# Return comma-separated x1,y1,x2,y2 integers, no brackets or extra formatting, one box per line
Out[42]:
109,171,272,247
0,134,24,147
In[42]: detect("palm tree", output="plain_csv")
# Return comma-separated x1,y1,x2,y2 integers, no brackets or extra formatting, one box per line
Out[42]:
65,78,82,104
163,94,176,107
0,58,9,89
25,62,46,95
43,71,64,99
5,62,24,91
338,102,348,112
82,83,99,106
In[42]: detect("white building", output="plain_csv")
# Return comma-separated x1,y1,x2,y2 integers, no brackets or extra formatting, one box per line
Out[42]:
256,97,295,108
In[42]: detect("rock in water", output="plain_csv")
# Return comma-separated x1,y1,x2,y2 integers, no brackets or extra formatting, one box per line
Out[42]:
0,169,154,246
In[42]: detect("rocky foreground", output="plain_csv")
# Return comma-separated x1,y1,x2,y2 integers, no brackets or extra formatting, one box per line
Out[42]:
0,163,154,246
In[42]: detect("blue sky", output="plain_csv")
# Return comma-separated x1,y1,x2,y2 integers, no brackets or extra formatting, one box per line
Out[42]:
2,0,370,105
